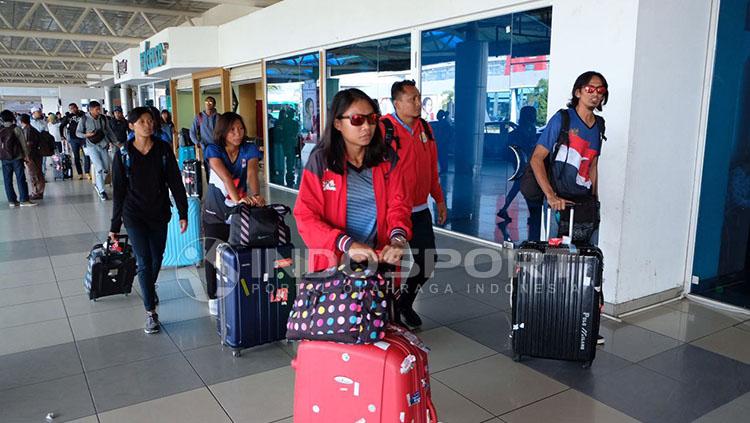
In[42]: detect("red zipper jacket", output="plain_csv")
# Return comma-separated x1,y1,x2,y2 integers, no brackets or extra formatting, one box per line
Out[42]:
380,114,444,209
294,147,412,272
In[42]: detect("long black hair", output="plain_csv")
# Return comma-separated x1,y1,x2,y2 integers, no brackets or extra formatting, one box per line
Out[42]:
567,71,609,111
319,88,387,174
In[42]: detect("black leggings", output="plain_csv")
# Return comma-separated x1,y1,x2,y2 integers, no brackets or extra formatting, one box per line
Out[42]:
399,209,437,308
203,221,230,300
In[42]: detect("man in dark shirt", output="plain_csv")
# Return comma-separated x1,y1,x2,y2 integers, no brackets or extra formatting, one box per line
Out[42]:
59,103,90,179
109,106,128,147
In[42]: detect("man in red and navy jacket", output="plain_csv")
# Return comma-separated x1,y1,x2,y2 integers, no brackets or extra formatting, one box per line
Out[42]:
381,80,447,329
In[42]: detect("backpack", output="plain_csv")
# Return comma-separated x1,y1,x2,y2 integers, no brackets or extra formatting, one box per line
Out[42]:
519,109,606,202
0,126,22,160
67,113,81,139
38,131,56,156
382,117,434,151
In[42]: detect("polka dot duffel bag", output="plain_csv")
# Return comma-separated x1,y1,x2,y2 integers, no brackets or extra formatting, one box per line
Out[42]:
286,265,390,344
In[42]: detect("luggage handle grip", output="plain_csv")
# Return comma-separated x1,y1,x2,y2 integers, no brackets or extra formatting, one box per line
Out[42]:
540,205,574,243
105,234,129,249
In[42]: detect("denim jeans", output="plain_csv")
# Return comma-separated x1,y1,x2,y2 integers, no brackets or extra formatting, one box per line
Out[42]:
68,137,90,175
125,218,168,312
1,158,30,203
85,142,110,194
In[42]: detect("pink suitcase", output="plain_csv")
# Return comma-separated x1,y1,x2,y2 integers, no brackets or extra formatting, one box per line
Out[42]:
291,326,438,423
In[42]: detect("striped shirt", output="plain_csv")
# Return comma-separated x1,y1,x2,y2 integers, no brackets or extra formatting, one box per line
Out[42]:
346,163,377,248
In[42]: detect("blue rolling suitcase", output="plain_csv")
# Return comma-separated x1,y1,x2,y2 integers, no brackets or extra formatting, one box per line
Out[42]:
216,242,296,356
162,197,203,267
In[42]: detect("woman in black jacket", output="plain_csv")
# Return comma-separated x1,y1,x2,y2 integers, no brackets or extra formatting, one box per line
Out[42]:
109,107,188,334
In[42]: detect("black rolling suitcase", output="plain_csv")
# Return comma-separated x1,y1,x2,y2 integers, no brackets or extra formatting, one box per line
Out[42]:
182,159,203,198
216,242,296,356
84,235,137,301
511,207,603,368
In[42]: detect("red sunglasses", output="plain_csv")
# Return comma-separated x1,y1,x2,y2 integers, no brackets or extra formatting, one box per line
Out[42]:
583,85,607,95
337,113,380,126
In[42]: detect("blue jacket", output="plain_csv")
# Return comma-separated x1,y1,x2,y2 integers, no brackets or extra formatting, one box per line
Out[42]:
189,111,218,147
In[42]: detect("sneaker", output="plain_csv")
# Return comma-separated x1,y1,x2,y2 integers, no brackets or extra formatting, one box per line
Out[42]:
99,191,109,201
400,307,423,329
19,201,37,207
208,299,218,316
78,175,84,180
8,202,20,208
597,335,605,345
144,312,160,334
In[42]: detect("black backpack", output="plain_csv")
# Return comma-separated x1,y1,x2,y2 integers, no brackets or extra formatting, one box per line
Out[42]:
38,131,56,156
0,126,22,160
519,109,606,202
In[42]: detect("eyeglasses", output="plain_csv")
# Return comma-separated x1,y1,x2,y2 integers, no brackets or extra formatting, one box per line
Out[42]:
337,113,380,126
583,85,607,95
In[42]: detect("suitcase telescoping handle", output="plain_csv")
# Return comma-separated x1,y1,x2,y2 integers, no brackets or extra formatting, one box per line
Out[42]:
105,234,129,250
539,205,574,244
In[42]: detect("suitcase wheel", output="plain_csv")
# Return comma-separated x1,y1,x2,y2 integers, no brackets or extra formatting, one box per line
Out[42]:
512,353,522,362
582,361,592,369
232,349,241,357
92,298,97,302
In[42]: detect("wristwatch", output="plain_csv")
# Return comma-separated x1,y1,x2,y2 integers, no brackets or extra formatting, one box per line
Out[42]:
391,235,407,246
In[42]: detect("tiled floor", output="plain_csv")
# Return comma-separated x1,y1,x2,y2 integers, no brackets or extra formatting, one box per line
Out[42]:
1,175,750,422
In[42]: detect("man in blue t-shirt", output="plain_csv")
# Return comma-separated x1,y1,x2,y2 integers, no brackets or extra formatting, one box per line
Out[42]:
527,71,609,346
527,71,609,242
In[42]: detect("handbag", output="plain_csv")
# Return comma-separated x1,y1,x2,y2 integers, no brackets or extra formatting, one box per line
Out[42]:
228,203,291,247
286,265,390,344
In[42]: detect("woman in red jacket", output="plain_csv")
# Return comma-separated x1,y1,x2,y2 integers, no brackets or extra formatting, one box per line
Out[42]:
294,88,412,272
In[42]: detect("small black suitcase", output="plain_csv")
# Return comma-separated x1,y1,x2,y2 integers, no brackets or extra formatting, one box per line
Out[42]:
216,242,296,356
182,159,202,198
53,152,73,180
511,207,603,368
84,235,137,301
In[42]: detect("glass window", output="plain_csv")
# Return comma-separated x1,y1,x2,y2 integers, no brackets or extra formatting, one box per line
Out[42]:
692,0,750,308
326,33,411,115
421,7,552,243
266,52,320,188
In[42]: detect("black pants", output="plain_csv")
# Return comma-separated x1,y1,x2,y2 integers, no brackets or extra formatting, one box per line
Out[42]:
203,221,230,300
399,209,436,309
126,218,168,312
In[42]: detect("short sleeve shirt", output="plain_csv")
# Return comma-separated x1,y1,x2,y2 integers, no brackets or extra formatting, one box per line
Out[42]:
536,109,603,197
204,142,262,194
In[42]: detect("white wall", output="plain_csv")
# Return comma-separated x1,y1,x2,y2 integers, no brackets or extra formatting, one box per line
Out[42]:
547,0,640,305
218,0,553,66
58,87,104,109
186,4,260,26
141,26,219,75
615,0,713,304
41,97,59,114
